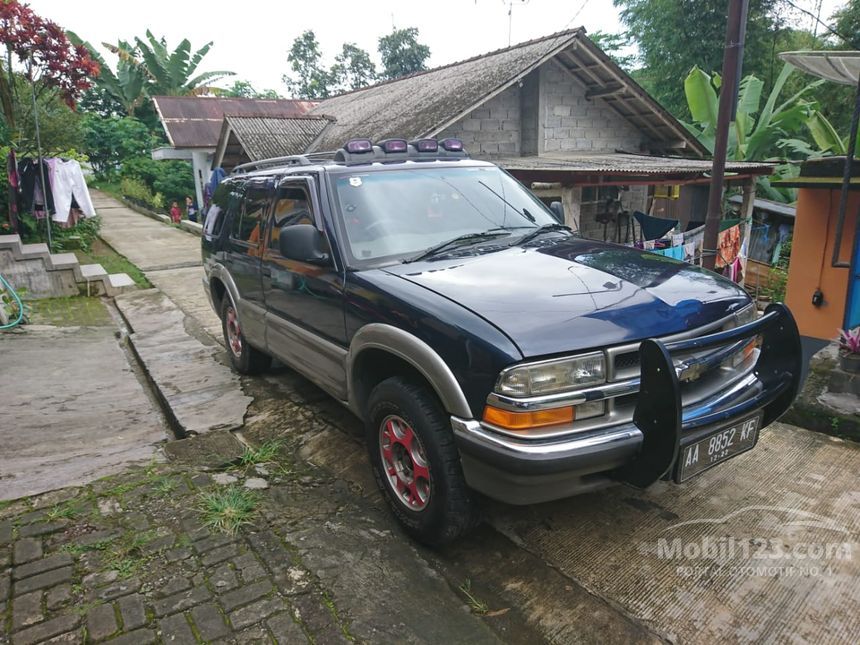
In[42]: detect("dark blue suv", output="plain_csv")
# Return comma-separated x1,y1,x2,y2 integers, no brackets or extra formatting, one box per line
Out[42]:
202,138,802,545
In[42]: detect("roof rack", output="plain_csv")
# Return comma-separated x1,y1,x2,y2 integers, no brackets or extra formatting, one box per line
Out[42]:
231,155,312,174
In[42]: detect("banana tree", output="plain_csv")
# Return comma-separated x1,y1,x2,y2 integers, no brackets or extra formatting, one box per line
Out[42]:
106,31,234,96
683,62,825,161
68,33,146,116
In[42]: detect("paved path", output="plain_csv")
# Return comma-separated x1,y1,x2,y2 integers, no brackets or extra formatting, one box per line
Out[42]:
0,322,166,500
93,191,221,340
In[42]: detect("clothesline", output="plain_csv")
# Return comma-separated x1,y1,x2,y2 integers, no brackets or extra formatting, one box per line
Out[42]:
8,151,96,226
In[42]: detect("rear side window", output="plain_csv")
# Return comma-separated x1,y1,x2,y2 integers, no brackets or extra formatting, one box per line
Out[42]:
204,183,233,237
232,184,268,245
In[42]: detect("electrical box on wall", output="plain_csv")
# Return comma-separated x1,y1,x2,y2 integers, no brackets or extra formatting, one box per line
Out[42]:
654,185,681,200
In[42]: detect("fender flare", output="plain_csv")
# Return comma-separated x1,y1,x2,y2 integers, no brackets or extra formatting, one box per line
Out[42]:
347,323,473,419
208,263,241,312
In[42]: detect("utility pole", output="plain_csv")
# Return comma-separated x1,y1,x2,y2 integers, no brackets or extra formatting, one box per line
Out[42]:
702,0,749,271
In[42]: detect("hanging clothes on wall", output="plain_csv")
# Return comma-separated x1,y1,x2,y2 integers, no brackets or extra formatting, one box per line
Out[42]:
17,158,55,217
716,222,742,269
47,158,95,224
6,150,20,232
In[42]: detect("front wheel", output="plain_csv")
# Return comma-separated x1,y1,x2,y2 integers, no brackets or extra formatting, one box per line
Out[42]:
220,296,271,375
366,377,478,546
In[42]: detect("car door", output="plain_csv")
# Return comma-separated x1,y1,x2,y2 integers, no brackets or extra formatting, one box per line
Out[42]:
225,178,271,347
261,176,348,399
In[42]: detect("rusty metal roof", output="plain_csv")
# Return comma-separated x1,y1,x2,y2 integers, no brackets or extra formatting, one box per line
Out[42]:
779,51,860,85
152,96,318,149
214,115,333,170
308,29,706,156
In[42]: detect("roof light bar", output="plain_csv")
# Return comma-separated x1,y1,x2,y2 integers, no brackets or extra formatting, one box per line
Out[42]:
440,138,464,152
379,138,408,153
344,138,373,154
411,138,438,152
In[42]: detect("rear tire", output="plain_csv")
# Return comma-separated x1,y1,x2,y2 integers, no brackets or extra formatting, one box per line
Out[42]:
220,296,271,375
366,376,478,546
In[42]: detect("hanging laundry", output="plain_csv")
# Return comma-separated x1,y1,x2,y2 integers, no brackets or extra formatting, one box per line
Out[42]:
48,159,95,224
17,158,55,216
6,150,19,232
683,241,699,263
671,233,684,247
716,223,741,269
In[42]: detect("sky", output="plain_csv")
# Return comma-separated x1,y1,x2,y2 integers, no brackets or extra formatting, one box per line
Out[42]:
26,0,849,94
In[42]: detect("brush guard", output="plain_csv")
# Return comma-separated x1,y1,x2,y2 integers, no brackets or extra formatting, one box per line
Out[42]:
616,303,802,488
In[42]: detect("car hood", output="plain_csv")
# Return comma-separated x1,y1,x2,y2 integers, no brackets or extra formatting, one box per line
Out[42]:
382,238,751,357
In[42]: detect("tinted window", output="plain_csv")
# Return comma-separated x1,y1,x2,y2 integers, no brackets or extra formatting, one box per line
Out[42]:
204,182,235,237
232,184,268,244
269,184,314,251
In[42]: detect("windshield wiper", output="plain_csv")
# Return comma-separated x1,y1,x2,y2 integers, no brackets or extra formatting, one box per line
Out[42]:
477,181,536,224
516,223,571,245
406,229,512,263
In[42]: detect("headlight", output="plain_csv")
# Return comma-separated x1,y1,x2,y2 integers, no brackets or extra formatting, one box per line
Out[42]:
723,303,757,330
497,352,606,396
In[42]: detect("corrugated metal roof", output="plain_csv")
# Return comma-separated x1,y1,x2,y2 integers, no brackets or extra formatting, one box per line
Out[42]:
779,51,860,85
493,153,774,175
217,115,332,168
152,96,318,148
727,194,796,217
308,29,706,156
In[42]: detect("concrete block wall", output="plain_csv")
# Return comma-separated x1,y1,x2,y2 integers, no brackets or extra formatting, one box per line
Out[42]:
437,84,521,156
539,63,644,154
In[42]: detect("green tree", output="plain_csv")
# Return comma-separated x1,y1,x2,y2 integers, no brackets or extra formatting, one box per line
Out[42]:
222,80,280,99
108,31,234,96
378,27,430,80
615,0,786,118
68,34,148,115
282,30,334,99
831,0,860,48
588,31,636,71
331,43,377,92
81,115,154,178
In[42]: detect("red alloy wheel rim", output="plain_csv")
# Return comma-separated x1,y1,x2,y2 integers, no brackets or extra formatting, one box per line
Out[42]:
379,414,432,511
225,306,242,357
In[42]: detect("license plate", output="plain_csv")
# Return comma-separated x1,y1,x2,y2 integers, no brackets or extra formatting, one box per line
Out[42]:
676,413,762,482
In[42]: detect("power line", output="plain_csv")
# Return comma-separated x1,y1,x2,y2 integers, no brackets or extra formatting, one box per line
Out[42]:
781,0,857,48
564,0,592,30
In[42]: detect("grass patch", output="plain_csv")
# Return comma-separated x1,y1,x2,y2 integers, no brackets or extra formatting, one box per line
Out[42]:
46,501,86,522
458,579,488,615
74,238,150,289
199,486,258,535
238,440,283,468
62,537,116,556
102,531,157,578
28,296,112,327
152,477,176,498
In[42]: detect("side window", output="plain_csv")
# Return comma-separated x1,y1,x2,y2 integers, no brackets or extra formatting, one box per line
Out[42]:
269,184,314,251
232,185,268,245
204,183,231,236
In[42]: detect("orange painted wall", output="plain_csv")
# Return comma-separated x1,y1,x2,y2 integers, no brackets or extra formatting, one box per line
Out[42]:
785,187,858,340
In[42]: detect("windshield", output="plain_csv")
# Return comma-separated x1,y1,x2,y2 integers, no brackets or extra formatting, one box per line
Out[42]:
329,165,560,266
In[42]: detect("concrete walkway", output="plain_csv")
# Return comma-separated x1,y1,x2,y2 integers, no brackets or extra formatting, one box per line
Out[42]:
94,191,221,340
0,323,166,500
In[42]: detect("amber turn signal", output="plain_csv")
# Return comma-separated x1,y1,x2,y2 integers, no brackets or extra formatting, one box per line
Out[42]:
483,405,574,430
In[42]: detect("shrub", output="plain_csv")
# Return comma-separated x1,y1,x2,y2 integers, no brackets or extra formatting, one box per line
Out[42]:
120,156,194,206
17,213,101,253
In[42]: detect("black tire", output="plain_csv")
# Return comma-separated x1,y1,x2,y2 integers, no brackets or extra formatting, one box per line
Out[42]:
220,296,271,375
366,376,478,546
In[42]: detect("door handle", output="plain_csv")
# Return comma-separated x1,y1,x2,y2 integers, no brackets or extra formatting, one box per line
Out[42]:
261,267,272,277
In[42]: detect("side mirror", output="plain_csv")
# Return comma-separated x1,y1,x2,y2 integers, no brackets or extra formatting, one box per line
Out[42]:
550,201,564,224
278,224,330,265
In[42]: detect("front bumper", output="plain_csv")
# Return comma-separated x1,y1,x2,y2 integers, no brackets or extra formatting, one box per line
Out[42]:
453,303,802,505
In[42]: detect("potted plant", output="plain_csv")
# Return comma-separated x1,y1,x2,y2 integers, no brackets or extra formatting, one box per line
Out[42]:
838,326,860,373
